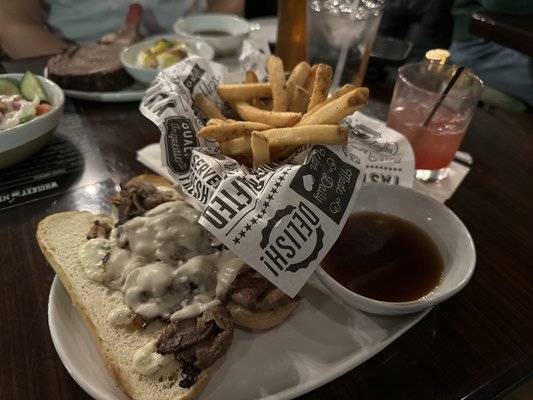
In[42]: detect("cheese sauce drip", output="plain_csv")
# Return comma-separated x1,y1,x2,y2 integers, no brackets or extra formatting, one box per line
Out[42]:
108,305,133,327
133,338,174,375
79,200,242,321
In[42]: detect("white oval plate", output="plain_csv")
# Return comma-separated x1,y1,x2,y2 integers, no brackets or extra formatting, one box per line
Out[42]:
48,275,429,400
61,81,147,102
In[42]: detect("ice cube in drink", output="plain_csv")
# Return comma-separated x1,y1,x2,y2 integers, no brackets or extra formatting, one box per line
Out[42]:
307,0,383,87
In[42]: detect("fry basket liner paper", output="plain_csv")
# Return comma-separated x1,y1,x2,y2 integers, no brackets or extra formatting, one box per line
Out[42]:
139,45,414,298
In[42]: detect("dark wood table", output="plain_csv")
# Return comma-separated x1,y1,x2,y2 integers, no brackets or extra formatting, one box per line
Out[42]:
470,11,533,57
1,58,533,400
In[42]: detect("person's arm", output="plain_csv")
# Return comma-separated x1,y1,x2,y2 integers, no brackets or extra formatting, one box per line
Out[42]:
207,0,245,16
0,0,69,59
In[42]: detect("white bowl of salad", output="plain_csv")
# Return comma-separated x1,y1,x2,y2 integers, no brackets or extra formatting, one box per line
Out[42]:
0,72,64,169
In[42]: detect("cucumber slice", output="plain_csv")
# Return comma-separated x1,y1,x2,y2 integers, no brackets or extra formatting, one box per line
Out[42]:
20,71,50,103
0,78,21,96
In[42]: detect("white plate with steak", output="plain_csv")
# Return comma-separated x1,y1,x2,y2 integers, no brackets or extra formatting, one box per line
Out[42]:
44,68,147,102
60,80,147,102
45,4,144,98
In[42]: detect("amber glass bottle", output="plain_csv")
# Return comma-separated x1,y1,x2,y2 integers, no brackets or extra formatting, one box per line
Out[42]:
275,0,307,70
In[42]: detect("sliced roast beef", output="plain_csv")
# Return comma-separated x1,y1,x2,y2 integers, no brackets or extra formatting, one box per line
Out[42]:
46,4,142,92
156,304,234,370
114,181,174,226
127,313,154,330
230,268,296,312
178,362,201,389
86,220,112,239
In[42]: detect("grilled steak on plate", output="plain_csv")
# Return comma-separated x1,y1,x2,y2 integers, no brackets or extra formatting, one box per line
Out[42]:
46,4,142,92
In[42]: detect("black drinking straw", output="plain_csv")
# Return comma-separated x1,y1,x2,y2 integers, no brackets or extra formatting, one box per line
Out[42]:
422,65,465,127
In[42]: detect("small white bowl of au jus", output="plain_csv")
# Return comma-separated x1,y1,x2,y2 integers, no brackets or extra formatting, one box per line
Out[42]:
315,183,476,315
173,13,250,56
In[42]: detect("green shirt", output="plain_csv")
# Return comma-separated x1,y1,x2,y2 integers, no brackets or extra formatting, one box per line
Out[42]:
451,0,533,42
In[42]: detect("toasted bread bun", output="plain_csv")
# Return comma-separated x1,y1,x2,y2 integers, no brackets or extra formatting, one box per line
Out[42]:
37,211,212,400
227,300,300,330
126,173,176,190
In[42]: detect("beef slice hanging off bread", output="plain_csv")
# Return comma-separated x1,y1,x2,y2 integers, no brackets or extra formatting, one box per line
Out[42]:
46,4,142,92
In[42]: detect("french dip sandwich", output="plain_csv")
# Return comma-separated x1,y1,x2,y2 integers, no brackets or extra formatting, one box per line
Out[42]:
37,174,300,400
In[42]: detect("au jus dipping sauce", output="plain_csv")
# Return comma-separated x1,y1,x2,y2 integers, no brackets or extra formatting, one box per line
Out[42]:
321,212,444,302
194,30,232,37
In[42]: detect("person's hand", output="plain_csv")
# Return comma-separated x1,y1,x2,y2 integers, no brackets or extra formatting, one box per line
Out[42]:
0,0,69,59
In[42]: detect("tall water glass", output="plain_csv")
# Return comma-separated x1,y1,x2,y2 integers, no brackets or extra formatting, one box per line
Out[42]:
386,62,484,182
306,0,384,89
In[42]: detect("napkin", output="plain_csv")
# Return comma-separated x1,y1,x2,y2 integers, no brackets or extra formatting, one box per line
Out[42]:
414,161,470,203
137,144,469,205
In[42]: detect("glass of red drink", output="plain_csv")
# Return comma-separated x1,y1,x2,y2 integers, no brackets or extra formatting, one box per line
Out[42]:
387,62,483,182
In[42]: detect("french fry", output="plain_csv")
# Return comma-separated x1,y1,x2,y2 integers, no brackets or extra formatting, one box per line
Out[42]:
267,55,289,111
245,70,259,84
288,85,310,113
261,125,349,166
297,87,369,126
233,101,302,127
193,94,226,120
261,125,348,148
197,121,272,142
307,64,332,111
254,98,274,111
196,59,369,168
206,118,229,126
217,83,271,101
307,83,355,115
251,132,271,168
244,70,263,107
304,64,318,94
286,61,311,106
219,136,251,157
219,136,253,166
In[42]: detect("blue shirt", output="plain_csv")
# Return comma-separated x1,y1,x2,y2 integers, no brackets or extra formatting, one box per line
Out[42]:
43,0,207,44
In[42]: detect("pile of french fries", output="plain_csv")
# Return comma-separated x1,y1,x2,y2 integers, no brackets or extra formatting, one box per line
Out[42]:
194,55,369,168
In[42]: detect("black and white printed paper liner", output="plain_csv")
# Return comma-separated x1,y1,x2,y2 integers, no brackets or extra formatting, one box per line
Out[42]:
140,53,414,297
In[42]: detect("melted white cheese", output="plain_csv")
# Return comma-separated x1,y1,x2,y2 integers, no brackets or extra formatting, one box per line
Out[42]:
123,201,212,261
170,298,221,322
124,261,189,319
108,305,133,327
79,200,242,330
79,237,111,281
132,339,174,375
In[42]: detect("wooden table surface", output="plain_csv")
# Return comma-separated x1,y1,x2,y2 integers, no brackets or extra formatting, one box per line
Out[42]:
470,11,533,57
1,58,532,400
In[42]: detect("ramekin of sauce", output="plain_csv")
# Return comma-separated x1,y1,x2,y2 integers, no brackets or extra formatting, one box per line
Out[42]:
321,212,444,303
314,183,476,315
